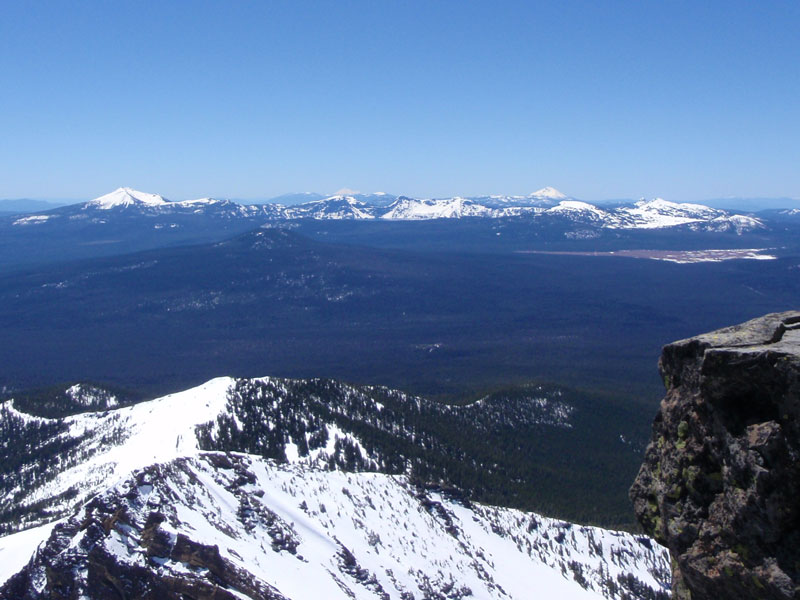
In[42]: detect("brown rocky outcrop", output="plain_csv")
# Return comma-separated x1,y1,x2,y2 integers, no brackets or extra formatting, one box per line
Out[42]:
631,311,800,599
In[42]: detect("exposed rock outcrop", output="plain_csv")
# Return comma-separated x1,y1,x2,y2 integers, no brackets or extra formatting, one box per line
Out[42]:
1,460,289,600
631,311,800,599
2,447,671,600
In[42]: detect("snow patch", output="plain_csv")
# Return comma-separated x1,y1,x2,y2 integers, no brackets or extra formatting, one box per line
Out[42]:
12,215,51,225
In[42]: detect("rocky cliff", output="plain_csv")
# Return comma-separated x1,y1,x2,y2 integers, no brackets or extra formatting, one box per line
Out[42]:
631,311,800,599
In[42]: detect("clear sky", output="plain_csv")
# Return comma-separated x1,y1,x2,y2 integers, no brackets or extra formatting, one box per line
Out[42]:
1,1,798,202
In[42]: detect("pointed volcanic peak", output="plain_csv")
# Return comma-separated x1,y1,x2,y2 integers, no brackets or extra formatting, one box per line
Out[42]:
529,186,568,201
85,187,170,210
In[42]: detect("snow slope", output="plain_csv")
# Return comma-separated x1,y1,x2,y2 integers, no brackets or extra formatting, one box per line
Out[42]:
547,201,610,221
0,454,669,599
0,521,59,586
1,377,583,533
609,199,724,229
0,377,670,599
0,377,234,531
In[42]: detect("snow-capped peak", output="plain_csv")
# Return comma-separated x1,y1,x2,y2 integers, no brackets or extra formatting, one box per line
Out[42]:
87,187,169,210
530,187,568,200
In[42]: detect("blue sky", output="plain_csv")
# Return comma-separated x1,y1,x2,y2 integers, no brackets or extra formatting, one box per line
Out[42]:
1,1,798,202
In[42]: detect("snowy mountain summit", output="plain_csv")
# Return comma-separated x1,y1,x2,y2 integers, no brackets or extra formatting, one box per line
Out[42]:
530,186,568,200
87,187,170,210
0,377,670,600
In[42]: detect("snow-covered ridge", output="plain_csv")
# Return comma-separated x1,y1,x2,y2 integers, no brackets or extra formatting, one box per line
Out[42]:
0,453,669,600
382,196,497,220
547,200,608,220
285,194,377,220
0,454,669,600
0,376,670,598
0,377,574,533
0,377,234,531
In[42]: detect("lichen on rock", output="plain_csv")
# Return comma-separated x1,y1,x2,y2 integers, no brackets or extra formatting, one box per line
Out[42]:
631,311,800,599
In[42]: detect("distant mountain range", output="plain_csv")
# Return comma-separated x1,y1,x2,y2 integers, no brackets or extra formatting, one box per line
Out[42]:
0,198,71,216
5,187,798,215
4,186,799,272
3,186,769,231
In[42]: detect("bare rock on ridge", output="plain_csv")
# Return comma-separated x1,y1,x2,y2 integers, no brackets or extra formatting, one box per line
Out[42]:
631,311,800,599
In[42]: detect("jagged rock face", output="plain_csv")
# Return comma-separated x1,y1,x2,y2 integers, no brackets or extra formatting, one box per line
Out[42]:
1,458,290,600
631,311,800,600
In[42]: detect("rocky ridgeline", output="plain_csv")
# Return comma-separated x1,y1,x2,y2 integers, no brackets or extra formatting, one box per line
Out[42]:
2,453,669,599
0,374,670,599
631,311,800,599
